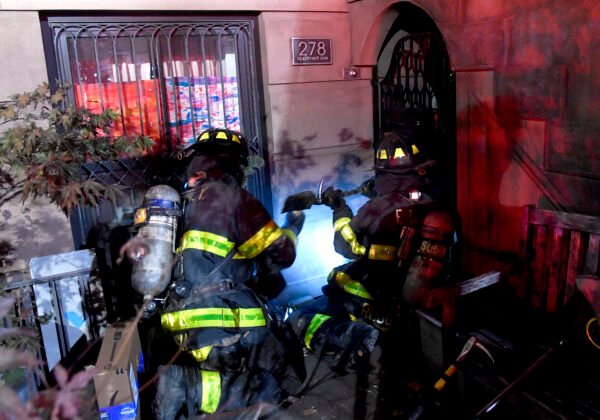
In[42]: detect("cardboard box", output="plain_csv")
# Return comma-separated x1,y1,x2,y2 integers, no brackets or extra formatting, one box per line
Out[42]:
93,322,144,419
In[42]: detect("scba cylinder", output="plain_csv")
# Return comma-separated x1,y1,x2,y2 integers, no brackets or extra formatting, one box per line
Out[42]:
402,210,455,306
131,185,181,298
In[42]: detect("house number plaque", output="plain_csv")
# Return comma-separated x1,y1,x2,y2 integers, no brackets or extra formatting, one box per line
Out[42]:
291,38,332,65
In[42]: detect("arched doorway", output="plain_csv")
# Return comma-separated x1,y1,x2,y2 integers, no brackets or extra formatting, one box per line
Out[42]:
374,3,455,210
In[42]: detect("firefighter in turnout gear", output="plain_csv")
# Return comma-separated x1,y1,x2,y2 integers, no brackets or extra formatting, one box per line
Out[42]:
152,128,306,418
286,128,457,374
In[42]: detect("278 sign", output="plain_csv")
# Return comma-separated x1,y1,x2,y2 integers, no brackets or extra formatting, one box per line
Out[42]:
291,38,332,65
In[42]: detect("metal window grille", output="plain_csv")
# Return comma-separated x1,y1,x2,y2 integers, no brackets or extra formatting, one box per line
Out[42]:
379,33,448,121
42,16,271,248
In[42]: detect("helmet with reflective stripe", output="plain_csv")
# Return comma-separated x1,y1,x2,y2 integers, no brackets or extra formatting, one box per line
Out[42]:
180,128,250,184
374,129,429,175
187,127,249,162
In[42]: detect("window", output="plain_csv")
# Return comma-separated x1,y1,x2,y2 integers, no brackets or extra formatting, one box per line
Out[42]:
41,15,271,247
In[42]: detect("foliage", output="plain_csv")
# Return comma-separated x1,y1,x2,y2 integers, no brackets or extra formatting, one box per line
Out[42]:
0,82,155,215
0,294,99,419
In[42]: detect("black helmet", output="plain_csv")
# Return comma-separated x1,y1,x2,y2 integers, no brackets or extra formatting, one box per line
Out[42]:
182,127,249,163
179,128,251,184
374,130,432,175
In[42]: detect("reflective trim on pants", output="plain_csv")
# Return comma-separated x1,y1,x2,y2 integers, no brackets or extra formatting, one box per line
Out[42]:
304,313,331,350
161,307,266,331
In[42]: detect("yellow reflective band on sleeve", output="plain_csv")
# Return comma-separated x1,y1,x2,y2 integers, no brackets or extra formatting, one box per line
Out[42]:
282,228,297,245
161,307,266,332
200,370,221,414
237,220,283,259
332,271,373,300
189,345,213,362
333,217,366,256
304,314,331,350
368,244,398,261
180,230,235,258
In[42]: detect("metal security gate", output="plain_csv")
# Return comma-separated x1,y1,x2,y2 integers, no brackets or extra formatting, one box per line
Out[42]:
41,15,269,245
375,31,455,209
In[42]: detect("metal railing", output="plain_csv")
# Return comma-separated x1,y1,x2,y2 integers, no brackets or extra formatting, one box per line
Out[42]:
0,250,107,376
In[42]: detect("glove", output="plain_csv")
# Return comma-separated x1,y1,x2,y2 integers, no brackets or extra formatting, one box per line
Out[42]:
283,210,305,236
359,178,377,199
322,186,346,210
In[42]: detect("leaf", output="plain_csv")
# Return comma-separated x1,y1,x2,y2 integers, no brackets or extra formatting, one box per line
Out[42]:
53,364,69,388
50,90,65,105
36,82,49,97
16,93,32,108
60,183,83,215
103,184,126,204
0,347,40,371
0,106,16,120
0,382,31,420
65,367,99,391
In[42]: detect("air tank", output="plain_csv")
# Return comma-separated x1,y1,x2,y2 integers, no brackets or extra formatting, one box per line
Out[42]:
130,184,181,299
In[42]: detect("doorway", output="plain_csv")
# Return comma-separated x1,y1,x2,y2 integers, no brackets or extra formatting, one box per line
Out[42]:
374,3,455,210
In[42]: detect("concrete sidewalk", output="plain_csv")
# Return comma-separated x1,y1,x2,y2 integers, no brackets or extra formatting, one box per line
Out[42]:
280,351,424,420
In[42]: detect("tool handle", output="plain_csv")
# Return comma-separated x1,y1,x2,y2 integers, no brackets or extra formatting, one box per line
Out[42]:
433,363,458,392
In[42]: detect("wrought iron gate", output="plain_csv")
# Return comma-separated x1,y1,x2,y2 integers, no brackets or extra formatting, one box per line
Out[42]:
41,15,270,249
375,32,455,208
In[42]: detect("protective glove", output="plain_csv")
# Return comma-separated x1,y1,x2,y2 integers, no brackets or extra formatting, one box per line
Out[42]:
358,178,377,199
283,210,305,236
322,186,346,210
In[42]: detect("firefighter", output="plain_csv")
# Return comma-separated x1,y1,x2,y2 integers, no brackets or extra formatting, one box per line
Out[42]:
286,127,457,374
152,128,306,418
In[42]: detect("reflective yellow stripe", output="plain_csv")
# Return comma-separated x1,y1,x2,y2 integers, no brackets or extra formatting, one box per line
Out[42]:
412,144,419,154
304,314,331,350
174,333,189,347
189,345,213,362
368,244,398,261
215,131,229,140
333,217,366,256
393,147,406,158
161,307,266,332
282,228,297,245
200,370,221,413
332,271,373,300
181,230,235,257
237,220,283,259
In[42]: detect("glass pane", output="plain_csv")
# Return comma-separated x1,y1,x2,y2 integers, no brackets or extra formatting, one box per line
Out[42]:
164,30,241,149
68,29,166,151
57,21,245,154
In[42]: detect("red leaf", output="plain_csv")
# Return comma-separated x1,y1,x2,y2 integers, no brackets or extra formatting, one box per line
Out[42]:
53,364,69,388
66,367,99,391
0,382,32,420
